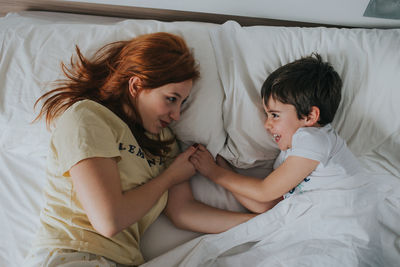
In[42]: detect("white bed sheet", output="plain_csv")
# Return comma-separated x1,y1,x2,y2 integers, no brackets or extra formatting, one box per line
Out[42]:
1,11,400,267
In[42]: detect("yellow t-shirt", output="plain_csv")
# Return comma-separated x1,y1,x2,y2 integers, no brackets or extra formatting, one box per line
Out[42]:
33,100,179,266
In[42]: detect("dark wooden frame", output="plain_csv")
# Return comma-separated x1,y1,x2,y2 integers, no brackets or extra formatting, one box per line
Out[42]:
1,0,342,27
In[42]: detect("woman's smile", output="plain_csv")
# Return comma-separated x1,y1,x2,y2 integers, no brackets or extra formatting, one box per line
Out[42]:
160,119,170,128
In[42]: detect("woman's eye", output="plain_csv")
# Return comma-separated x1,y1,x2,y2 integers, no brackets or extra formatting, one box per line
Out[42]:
272,113,279,118
166,97,177,103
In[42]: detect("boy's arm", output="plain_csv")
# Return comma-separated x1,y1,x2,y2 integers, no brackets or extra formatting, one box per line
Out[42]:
214,154,279,213
215,154,282,213
200,156,319,203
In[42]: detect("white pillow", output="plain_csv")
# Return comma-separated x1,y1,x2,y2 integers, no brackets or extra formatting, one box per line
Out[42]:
168,22,226,157
210,21,400,175
0,12,226,158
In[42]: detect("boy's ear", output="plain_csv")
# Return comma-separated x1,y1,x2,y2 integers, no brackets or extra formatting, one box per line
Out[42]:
128,76,142,97
305,106,320,126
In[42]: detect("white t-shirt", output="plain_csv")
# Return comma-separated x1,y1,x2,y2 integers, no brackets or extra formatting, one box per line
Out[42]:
273,124,363,199
32,100,179,266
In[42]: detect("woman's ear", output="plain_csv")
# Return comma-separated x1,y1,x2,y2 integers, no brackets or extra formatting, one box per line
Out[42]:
305,106,320,126
128,76,142,98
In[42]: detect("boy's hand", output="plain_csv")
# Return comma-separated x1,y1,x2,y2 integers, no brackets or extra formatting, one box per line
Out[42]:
189,144,218,178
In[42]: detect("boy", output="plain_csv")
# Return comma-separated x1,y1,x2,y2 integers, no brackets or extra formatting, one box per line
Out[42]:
190,53,364,213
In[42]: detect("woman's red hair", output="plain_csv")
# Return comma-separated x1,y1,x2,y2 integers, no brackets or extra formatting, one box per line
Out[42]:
34,32,199,156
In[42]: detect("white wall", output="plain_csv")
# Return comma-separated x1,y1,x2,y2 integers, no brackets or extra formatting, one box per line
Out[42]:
64,0,400,28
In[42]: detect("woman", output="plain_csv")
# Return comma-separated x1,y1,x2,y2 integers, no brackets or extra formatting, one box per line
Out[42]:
25,32,254,266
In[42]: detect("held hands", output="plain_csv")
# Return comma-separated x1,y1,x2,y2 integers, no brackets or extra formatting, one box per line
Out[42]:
166,143,228,185
189,144,219,179
165,144,198,185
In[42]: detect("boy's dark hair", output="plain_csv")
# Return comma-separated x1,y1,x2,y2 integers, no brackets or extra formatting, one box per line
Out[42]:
261,53,342,126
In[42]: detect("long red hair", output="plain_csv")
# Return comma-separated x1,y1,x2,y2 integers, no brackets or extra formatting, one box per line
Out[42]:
34,32,200,157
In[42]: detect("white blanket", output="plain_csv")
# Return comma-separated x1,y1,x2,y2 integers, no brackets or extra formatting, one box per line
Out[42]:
142,173,400,267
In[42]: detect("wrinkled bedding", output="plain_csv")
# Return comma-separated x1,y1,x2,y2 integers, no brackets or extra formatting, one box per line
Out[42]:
1,11,399,267
143,173,400,267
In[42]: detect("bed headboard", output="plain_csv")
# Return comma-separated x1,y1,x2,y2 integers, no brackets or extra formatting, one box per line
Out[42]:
1,0,341,27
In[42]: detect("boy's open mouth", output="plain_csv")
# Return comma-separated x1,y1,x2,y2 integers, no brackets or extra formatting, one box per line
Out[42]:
272,134,281,143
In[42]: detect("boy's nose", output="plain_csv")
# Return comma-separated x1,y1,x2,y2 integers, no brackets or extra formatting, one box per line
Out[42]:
264,118,272,131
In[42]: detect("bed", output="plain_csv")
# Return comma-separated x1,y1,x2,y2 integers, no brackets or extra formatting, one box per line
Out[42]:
1,4,400,267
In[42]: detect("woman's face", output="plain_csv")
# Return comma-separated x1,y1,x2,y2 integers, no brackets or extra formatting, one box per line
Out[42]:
135,79,192,134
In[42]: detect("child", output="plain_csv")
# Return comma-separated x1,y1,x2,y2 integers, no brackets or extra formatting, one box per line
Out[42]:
190,53,364,213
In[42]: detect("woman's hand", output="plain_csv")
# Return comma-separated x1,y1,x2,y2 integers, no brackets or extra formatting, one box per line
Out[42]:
189,144,219,178
163,144,198,185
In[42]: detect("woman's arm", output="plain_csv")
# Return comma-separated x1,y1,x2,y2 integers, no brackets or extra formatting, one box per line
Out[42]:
232,192,282,214
70,145,198,238
164,181,256,234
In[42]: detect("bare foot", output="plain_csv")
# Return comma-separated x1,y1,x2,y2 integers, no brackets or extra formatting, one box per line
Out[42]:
216,155,233,171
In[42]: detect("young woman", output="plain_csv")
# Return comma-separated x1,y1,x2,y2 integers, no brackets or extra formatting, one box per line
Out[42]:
25,32,254,267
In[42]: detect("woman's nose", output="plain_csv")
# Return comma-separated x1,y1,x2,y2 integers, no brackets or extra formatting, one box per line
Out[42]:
170,106,180,121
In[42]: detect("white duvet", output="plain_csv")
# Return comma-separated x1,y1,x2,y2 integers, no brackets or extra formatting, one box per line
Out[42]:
143,172,400,267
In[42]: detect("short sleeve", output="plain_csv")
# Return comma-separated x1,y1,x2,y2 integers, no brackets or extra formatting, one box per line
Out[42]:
51,102,121,176
288,127,330,165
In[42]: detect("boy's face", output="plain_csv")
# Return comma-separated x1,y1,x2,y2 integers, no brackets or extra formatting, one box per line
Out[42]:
263,97,307,151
